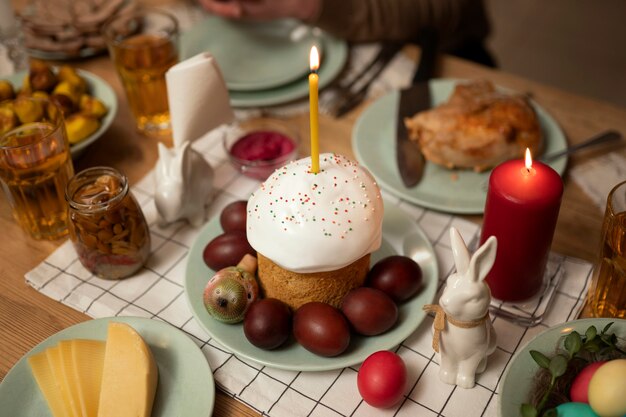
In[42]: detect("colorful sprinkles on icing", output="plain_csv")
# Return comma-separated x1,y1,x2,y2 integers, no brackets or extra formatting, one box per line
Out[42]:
247,153,382,242
246,153,383,273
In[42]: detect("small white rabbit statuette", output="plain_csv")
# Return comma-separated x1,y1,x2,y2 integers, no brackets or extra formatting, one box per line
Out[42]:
423,227,497,389
154,142,214,227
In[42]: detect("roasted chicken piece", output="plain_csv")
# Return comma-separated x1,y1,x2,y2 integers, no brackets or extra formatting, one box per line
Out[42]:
404,80,543,172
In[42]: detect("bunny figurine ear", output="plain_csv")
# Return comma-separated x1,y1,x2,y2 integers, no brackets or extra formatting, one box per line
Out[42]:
157,142,170,176
467,236,498,282
174,141,190,175
450,227,470,276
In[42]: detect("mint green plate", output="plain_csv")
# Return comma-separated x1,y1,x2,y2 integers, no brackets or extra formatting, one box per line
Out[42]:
500,318,626,417
352,79,568,214
182,18,347,107
182,17,318,91
184,203,438,371
0,317,214,417
5,69,118,160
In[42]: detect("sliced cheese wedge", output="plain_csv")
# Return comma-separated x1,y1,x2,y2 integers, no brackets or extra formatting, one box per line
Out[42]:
71,339,106,417
97,322,158,417
28,350,71,417
46,345,80,417
58,341,85,417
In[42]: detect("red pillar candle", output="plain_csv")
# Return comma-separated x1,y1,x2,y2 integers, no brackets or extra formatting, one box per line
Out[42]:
480,151,563,301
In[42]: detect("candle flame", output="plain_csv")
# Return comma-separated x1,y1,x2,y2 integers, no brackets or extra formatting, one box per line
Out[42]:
309,46,319,71
525,148,533,170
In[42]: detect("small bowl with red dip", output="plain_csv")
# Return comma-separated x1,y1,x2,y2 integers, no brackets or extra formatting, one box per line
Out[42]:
224,120,299,181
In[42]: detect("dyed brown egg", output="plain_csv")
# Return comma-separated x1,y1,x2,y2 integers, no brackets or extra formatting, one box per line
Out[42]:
341,287,398,336
202,232,255,271
367,255,423,302
220,200,248,233
244,298,292,350
293,302,350,357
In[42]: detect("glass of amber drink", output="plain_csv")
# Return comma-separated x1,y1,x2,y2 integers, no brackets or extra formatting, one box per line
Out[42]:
0,97,74,240
588,180,626,318
103,8,179,136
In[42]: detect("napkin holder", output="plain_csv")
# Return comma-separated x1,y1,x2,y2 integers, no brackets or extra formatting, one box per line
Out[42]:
154,52,233,227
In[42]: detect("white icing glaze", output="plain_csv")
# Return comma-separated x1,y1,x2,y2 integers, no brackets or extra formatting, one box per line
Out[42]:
247,153,384,273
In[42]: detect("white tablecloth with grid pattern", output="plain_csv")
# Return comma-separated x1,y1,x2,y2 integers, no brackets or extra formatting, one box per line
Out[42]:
25,125,594,417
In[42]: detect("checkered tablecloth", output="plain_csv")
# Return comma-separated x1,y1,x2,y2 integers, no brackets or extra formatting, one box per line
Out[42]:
25,125,594,417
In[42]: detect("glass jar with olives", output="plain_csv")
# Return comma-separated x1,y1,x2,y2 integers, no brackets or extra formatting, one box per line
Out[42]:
65,166,150,279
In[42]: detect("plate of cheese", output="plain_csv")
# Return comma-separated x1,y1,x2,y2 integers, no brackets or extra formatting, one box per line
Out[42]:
0,317,214,417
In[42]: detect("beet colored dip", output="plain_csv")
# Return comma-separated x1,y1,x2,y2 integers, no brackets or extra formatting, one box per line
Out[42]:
230,130,295,162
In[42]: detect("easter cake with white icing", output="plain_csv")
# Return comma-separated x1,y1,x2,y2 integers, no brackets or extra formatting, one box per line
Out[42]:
246,153,384,309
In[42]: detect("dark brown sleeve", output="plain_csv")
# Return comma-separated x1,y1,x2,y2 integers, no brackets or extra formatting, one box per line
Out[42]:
313,0,490,51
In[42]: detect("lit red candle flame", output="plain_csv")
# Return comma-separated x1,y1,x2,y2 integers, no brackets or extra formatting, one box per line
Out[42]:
525,148,532,170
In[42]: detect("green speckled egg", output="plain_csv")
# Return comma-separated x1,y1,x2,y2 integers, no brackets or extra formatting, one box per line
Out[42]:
203,266,259,323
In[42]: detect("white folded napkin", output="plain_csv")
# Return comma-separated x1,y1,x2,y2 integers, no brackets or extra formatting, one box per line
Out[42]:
166,52,234,147
570,152,626,210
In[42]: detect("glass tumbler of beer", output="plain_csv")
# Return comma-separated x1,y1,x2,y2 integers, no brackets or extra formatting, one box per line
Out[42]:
0,96,74,240
103,8,179,136
587,180,626,318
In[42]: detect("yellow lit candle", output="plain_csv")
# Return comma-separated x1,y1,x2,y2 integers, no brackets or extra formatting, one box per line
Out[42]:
309,46,320,173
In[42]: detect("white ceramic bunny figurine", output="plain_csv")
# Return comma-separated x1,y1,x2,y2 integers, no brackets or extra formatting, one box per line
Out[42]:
423,227,498,389
154,142,213,227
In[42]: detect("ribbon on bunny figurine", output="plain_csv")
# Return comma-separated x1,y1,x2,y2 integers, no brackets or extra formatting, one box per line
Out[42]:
154,52,234,226
422,304,489,353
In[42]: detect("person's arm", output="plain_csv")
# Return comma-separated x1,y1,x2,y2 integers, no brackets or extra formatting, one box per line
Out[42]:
314,0,489,50
198,0,490,51
197,0,320,21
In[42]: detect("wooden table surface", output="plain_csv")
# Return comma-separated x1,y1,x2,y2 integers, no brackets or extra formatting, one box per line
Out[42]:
1,46,625,417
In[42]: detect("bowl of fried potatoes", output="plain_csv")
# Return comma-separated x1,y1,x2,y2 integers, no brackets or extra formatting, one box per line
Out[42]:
0,60,117,158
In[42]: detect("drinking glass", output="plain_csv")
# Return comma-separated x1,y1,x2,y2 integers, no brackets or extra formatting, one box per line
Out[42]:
587,180,626,318
0,97,74,240
103,8,179,136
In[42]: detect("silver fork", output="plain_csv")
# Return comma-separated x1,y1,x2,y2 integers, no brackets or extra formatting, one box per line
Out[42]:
320,43,402,118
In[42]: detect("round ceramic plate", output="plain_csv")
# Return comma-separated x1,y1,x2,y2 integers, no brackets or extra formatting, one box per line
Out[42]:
5,69,118,159
499,318,626,417
352,79,568,214
181,19,347,108
182,17,320,91
0,317,215,417
184,203,438,371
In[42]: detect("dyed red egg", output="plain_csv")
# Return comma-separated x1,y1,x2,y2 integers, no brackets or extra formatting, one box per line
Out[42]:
570,361,606,403
220,200,248,233
244,298,292,350
341,287,398,336
202,232,255,271
367,255,422,302
293,302,350,357
358,350,407,408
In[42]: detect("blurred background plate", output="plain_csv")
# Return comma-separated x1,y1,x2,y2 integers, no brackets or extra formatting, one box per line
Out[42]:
182,16,321,91
5,68,117,159
499,318,626,417
182,18,347,107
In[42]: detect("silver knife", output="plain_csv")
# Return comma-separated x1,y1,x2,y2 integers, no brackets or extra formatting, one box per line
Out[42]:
396,29,438,187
